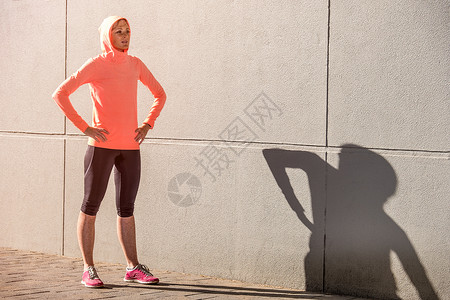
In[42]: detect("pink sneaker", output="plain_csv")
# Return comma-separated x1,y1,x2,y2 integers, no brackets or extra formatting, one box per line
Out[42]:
81,266,104,288
124,264,159,284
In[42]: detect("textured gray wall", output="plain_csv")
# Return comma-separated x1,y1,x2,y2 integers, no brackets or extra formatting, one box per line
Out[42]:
0,1,448,299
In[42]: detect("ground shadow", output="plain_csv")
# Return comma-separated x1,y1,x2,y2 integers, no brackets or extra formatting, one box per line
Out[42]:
103,282,319,298
263,145,439,300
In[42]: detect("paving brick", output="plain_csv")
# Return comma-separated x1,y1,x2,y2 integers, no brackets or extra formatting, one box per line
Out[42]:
0,247,370,300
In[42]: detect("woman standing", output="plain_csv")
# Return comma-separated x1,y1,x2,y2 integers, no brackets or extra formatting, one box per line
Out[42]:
53,16,166,288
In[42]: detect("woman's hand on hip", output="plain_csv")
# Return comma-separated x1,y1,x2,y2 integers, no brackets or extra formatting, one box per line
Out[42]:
84,127,109,142
135,124,151,144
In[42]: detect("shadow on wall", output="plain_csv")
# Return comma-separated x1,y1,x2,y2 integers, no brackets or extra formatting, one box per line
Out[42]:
262,145,439,300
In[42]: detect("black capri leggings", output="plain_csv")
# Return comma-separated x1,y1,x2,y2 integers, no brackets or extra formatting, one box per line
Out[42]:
81,146,141,217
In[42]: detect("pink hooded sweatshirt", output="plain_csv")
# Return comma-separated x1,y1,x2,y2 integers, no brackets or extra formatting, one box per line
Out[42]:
52,16,166,150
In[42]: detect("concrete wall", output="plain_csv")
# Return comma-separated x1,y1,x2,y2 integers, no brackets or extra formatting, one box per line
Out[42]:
1,1,448,299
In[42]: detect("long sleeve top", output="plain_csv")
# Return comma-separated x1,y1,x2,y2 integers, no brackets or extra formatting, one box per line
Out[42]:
52,16,166,150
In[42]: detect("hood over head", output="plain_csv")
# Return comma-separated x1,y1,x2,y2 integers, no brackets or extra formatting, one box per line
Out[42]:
98,16,130,58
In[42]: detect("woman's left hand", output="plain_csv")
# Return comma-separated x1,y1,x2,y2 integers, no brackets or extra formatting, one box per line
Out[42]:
134,124,151,144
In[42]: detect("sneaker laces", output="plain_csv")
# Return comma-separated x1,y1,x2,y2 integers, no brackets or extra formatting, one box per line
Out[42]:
136,264,154,276
87,266,100,279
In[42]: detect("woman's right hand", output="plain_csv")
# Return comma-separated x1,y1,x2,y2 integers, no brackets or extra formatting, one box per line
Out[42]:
83,127,109,142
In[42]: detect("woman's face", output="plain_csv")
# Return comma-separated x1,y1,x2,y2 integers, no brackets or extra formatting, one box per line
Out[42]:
111,19,130,52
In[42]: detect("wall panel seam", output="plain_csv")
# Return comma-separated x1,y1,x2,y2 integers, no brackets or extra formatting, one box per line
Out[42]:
62,0,68,256
0,132,447,154
322,0,332,292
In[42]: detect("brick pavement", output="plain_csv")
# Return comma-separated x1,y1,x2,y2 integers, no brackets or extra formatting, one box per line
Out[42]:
0,248,369,300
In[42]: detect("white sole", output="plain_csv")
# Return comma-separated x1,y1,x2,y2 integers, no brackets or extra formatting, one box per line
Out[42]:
123,278,159,284
81,280,104,288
